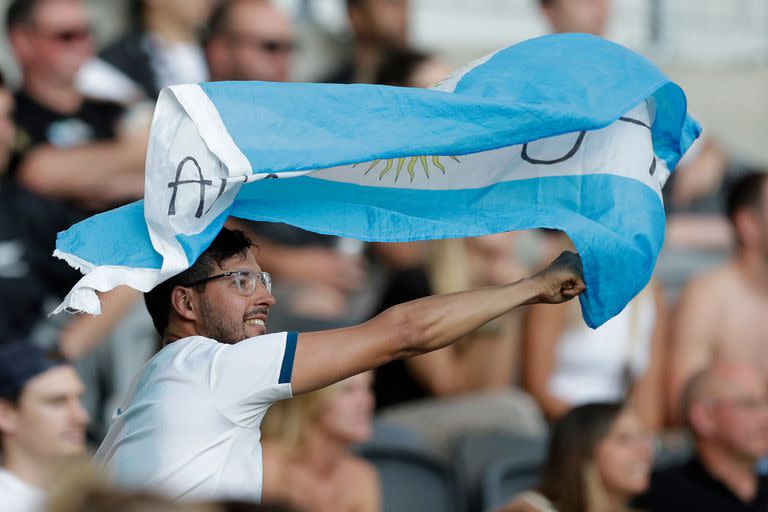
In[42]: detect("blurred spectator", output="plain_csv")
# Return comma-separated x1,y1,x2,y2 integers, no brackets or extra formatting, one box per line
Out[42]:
6,0,145,303
635,362,768,511
260,372,380,512
205,0,295,83
0,72,51,343
77,0,214,104
538,0,611,36
499,402,653,512
0,342,88,512
667,172,768,424
325,0,409,84
523,233,666,429
375,235,547,457
7,0,146,208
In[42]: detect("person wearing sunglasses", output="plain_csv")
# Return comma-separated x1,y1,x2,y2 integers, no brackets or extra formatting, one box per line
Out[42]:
205,0,296,84
94,227,585,502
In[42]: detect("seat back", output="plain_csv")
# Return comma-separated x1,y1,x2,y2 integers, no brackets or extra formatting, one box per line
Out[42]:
360,444,463,512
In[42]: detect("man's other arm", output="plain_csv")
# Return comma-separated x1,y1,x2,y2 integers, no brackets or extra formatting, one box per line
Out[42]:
15,133,146,207
291,251,585,395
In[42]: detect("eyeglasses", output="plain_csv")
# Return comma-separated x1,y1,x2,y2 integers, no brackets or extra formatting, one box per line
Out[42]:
183,270,272,296
226,32,296,54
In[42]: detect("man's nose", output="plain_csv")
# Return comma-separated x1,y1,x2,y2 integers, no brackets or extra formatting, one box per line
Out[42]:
71,400,90,426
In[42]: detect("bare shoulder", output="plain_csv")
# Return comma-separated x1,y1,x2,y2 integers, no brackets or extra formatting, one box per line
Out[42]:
337,454,380,511
338,454,378,485
679,263,737,302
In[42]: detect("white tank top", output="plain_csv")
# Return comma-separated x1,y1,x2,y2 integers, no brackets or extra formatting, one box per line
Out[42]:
548,288,655,405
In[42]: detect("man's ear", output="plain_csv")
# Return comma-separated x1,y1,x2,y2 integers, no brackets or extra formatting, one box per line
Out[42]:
734,208,760,249
689,402,714,437
0,399,19,436
170,286,199,322
8,28,34,64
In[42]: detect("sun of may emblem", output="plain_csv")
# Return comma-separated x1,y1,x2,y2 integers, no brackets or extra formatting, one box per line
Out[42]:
354,155,461,182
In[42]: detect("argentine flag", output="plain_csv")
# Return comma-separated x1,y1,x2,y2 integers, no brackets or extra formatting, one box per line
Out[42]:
54,34,700,328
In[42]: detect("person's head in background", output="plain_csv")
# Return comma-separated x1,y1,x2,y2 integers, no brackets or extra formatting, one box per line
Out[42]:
726,172,768,262
683,361,768,468
375,47,449,88
204,0,295,82
0,74,15,172
347,0,409,50
128,0,214,42
6,0,93,91
0,342,89,489
538,0,611,36
262,371,374,452
45,467,300,512
536,402,653,512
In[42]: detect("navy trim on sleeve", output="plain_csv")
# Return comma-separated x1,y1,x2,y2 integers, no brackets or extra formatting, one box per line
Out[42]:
278,331,298,384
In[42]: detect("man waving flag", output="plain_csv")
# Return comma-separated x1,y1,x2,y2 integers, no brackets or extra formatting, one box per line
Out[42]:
54,33,699,328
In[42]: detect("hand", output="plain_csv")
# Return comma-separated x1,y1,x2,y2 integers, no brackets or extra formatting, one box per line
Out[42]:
530,250,585,304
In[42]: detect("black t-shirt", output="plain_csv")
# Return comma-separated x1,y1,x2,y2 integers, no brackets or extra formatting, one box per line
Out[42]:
0,92,124,339
0,179,50,340
634,457,768,512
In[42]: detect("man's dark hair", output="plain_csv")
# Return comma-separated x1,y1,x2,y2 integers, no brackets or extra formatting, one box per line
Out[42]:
5,0,42,32
144,228,253,337
539,0,556,6
725,172,768,225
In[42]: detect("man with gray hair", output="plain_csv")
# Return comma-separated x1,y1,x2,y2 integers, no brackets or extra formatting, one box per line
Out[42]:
636,361,768,510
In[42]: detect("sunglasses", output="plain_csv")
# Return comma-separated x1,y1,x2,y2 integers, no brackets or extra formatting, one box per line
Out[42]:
227,32,296,54
34,26,91,44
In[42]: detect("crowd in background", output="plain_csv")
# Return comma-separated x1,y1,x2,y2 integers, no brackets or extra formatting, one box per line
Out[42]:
0,0,766,511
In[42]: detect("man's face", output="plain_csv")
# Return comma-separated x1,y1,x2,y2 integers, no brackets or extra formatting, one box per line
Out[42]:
703,369,768,460
195,249,276,343
542,0,611,36
0,89,15,172
11,0,93,85
217,1,295,82
0,365,88,459
351,0,409,48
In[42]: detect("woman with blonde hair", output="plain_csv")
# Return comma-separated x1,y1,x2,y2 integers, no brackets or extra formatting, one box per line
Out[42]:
260,372,379,512
499,402,654,512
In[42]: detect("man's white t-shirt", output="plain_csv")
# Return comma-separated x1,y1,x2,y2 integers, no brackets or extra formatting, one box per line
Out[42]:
94,331,297,502
0,468,45,512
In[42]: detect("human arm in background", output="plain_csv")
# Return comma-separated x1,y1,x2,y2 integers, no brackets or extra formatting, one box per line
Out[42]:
665,275,719,425
521,301,572,421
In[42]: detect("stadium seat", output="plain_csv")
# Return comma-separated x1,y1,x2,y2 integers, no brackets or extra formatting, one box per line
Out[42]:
453,431,547,512
359,444,464,512
358,419,429,452
482,454,543,512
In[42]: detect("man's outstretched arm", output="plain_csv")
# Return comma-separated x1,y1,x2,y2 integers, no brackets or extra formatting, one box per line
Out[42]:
291,251,585,395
